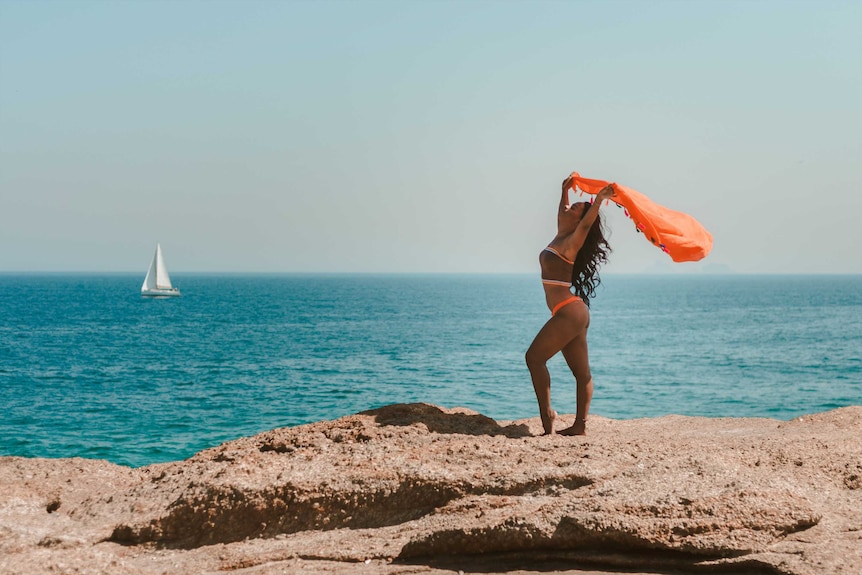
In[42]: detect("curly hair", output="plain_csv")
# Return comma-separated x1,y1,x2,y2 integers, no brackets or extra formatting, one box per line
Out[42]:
571,205,612,308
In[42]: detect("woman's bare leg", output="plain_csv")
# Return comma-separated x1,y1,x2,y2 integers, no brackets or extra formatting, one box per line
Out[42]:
525,305,586,435
527,360,557,435
559,331,592,436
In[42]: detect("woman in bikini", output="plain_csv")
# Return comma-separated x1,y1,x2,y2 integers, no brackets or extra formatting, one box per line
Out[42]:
526,175,615,436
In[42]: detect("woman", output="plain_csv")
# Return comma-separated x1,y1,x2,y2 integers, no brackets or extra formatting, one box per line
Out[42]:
526,175,615,436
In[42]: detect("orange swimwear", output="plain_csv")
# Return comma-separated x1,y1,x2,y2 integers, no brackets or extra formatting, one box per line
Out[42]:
541,246,582,315
540,246,574,288
568,172,713,263
551,295,581,316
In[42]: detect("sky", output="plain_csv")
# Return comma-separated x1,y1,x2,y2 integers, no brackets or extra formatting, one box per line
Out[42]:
1,0,860,274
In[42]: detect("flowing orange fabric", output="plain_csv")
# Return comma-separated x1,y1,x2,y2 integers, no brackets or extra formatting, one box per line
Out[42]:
569,172,713,263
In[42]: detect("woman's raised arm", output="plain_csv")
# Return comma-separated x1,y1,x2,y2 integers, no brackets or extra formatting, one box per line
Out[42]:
559,176,574,214
567,185,615,253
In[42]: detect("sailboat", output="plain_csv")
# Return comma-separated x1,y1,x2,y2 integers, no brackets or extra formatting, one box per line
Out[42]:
141,243,181,297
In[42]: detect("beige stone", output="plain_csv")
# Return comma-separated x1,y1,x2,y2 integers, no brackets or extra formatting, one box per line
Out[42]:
1,404,860,574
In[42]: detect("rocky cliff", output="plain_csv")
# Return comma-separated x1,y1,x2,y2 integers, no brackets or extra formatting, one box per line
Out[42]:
1,404,860,574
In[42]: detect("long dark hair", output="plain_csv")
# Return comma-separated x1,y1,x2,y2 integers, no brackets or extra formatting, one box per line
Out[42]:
571,205,611,308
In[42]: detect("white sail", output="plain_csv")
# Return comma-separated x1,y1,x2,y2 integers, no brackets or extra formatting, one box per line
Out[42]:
142,249,157,291
141,243,180,296
154,245,173,289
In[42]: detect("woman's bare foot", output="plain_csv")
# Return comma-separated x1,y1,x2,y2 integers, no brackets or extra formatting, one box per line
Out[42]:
559,418,586,436
541,409,557,435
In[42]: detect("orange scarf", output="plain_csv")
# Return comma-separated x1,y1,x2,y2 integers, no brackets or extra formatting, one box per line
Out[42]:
569,172,713,263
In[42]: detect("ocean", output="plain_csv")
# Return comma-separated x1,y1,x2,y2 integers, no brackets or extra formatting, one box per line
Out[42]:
1,274,859,468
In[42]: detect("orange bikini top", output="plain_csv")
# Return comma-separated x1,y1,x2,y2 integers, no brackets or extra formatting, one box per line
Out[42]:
540,246,573,287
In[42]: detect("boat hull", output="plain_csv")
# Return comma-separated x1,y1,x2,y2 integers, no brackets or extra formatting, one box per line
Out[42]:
141,288,181,297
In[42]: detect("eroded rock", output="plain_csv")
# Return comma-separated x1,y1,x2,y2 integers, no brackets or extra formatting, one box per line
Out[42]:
1,404,860,575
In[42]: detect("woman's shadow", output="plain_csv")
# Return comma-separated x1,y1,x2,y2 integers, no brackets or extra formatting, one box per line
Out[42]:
360,403,532,438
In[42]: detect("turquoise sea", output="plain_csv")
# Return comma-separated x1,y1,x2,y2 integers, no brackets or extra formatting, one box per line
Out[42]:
1,274,860,467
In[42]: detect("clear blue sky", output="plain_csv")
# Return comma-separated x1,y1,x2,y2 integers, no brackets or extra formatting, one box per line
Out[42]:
1,0,860,273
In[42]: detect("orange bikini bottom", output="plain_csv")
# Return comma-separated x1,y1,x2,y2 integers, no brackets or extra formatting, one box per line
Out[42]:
551,295,581,317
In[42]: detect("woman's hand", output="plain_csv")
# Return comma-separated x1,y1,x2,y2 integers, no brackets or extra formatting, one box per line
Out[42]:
596,184,615,203
562,176,574,192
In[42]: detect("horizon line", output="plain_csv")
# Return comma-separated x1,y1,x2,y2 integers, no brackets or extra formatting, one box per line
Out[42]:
1,270,861,277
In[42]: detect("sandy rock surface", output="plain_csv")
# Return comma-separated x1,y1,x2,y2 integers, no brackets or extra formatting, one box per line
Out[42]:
1,403,860,575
